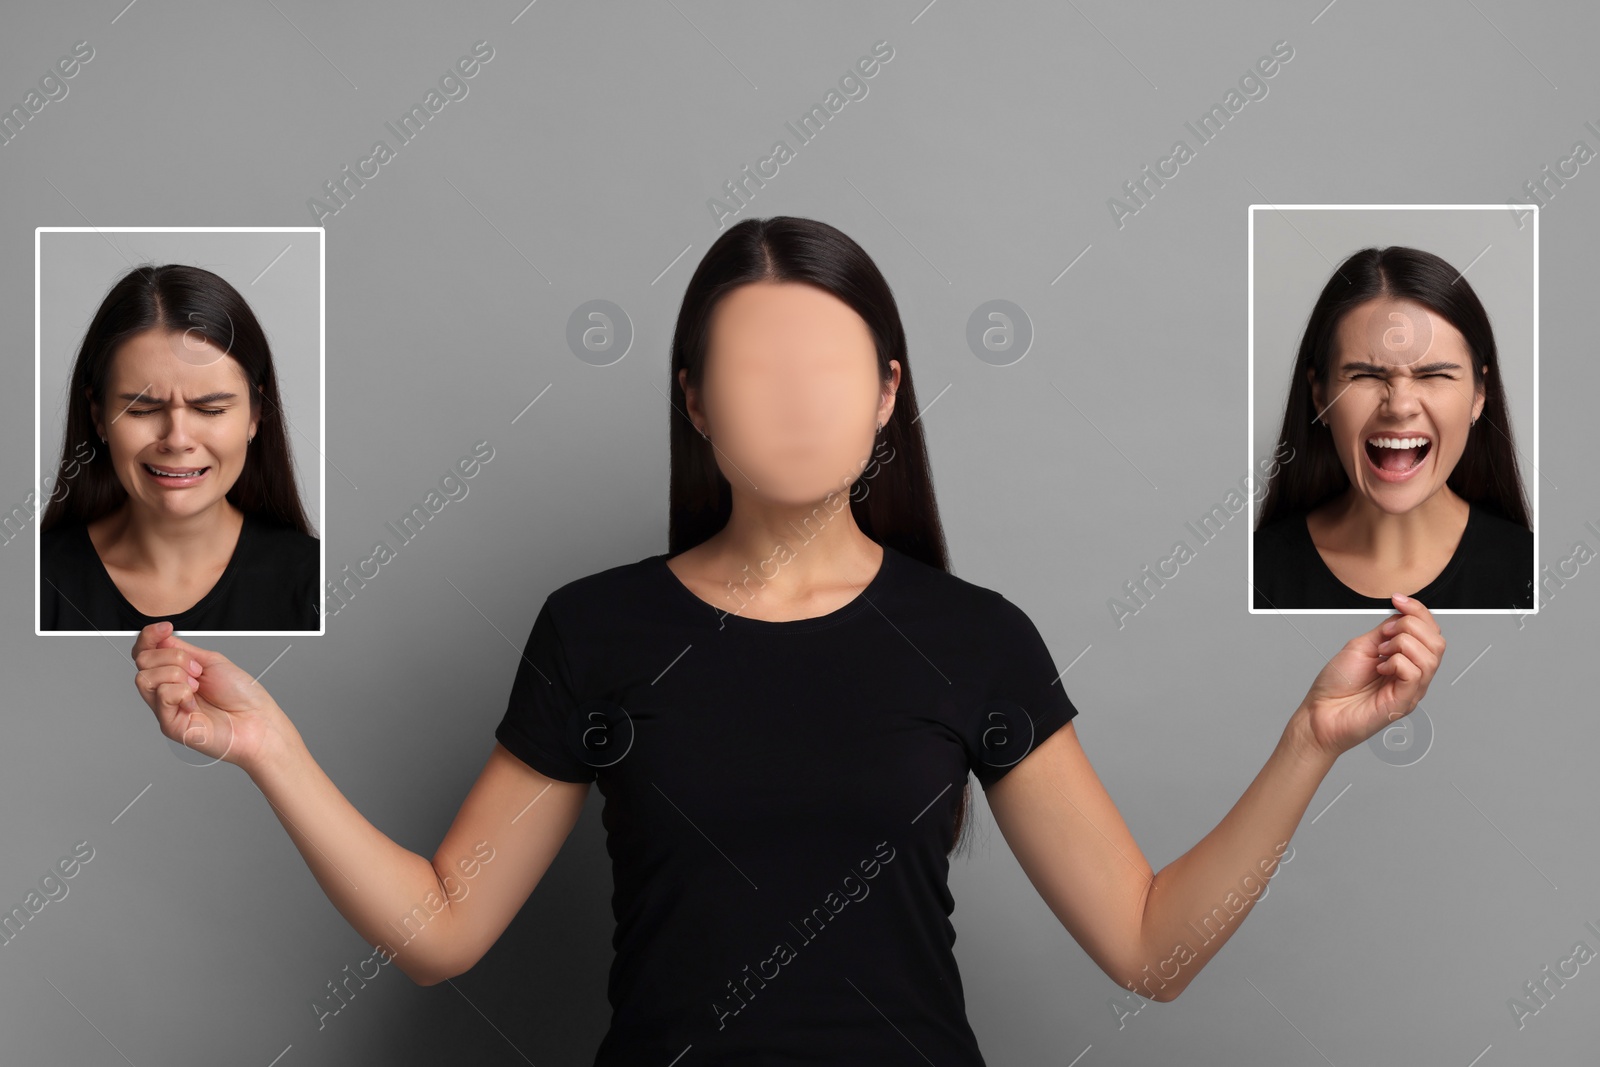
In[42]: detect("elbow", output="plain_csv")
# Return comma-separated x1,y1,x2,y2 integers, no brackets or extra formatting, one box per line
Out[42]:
398,958,451,987
1149,966,1201,1002
408,942,490,987
400,867,475,986
394,946,467,987
407,967,450,988
1117,974,1187,1003
1114,954,1194,1003
1148,980,1187,1003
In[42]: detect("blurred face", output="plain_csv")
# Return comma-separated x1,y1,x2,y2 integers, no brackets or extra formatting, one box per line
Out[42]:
685,281,896,507
1311,297,1485,515
89,328,259,522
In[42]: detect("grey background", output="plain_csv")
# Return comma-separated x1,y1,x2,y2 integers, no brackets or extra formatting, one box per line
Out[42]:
4,2,1598,1065
1249,207,1538,611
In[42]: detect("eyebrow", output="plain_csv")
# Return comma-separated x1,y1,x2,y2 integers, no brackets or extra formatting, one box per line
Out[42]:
1340,360,1463,374
117,391,240,405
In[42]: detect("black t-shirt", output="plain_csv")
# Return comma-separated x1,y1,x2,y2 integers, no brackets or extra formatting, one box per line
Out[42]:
1253,501,1534,609
39,511,321,631
494,542,1080,1065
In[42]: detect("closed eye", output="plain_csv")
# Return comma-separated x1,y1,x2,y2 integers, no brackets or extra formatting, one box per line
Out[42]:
1350,372,1454,380
128,407,228,417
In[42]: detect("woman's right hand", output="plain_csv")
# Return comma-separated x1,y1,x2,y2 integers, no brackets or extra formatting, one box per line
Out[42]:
131,621,299,773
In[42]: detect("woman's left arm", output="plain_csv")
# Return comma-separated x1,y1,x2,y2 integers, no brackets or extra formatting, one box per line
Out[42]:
987,593,1445,1002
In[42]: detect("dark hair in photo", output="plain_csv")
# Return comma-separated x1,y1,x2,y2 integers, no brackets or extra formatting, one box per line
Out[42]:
1255,245,1531,531
664,216,980,849
40,263,316,538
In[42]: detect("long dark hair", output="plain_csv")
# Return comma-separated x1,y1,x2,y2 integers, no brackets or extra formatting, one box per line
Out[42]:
40,264,315,538
1256,245,1531,531
665,217,984,852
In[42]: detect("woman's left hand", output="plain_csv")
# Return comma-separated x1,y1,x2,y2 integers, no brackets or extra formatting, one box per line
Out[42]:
1298,594,1447,760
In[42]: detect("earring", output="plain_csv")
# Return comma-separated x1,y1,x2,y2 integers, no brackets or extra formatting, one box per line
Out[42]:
875,421,883,434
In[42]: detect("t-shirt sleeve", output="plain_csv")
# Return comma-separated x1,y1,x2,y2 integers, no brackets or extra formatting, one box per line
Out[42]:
494,598,599,784
966,594,1080,791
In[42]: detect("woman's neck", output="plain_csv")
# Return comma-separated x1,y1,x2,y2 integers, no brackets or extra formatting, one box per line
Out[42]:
92,499,246,573
1311,486,1469,563
690,500,882,604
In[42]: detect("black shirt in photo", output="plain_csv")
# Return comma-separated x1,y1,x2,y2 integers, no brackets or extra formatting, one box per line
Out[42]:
40,510,321,632
1253,501,1534,610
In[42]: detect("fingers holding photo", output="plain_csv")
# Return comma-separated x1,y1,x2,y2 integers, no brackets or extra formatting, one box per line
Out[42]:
1377,593,1446,663
1372,595,1444,715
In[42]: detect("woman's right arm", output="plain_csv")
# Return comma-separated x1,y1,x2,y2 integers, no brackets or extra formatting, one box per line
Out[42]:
131,621,590,987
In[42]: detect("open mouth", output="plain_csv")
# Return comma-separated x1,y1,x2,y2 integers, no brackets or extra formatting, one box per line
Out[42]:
1363,433,1431,479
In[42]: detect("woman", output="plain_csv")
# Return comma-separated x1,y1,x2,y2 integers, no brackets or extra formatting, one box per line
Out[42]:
1253,245,1534,610
129,218,1444,1063
40,263,319,632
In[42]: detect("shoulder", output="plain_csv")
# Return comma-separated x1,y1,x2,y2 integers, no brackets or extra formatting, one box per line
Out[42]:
39,520,87,567
542,553,664,629
1253,512,1308,562
243,513,321,573
1467,503,1532,553
548,554,659,601
1254,511,1306,547
887,544,998,600
884,545,1041,635
1251,512,1310,607
1253,515,1301,564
